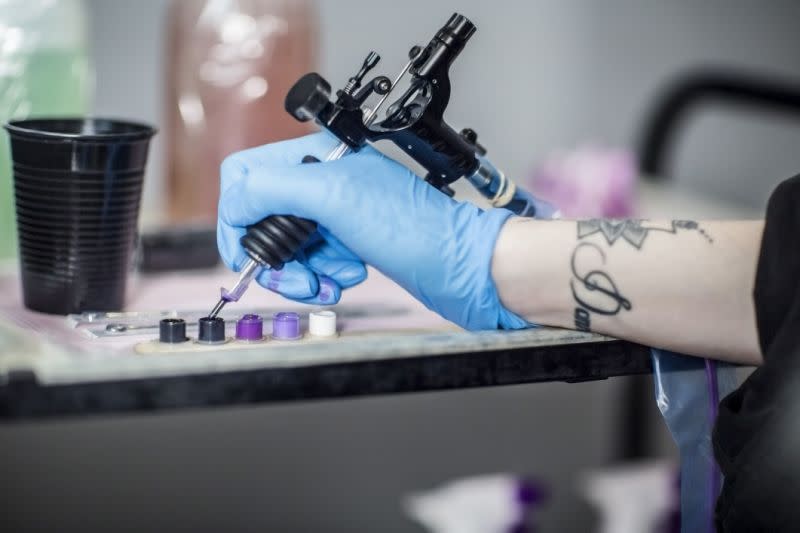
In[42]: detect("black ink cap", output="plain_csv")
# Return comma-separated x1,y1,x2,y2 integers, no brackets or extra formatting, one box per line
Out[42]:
159,318,188,344
198,316,226,344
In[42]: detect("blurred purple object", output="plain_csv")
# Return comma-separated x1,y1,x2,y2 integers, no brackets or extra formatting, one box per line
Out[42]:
272,311,301,340
528,146,637,218
516,479,547,507
513,479,547,533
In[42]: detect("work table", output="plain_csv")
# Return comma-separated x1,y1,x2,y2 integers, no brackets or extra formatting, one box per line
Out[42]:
0,265,652,420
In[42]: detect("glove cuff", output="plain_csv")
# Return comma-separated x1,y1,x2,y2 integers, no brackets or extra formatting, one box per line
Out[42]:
497,306,535,330
465,207,537,331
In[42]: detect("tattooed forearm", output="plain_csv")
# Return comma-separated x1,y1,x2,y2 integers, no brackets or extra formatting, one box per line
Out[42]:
569,219,711,331
576,219,713,249
570,242,632,331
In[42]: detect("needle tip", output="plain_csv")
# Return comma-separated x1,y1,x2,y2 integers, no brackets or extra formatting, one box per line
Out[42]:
208,298,226,319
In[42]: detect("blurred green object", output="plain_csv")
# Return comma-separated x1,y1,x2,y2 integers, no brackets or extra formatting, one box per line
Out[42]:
0,0,90,259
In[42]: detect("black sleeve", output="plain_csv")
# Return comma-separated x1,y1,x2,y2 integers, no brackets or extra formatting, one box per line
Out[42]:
713,174,800,532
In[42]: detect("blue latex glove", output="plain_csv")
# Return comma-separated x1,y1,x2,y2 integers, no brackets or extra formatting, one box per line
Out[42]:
217,132,528,330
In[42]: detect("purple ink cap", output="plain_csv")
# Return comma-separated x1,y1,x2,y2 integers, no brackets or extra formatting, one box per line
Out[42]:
236,314,264,341
272,312,301,340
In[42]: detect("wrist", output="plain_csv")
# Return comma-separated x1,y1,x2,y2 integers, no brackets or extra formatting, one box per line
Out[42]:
491,217,572,328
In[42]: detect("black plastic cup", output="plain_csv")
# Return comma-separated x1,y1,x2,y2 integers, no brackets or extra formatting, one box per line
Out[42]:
14,185,145,201
5,118,156,314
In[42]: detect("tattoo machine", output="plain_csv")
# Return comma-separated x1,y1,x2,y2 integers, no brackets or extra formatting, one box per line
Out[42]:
209,12,559,318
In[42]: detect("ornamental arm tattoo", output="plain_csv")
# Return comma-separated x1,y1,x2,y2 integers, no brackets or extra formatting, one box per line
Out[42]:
570,219,712,332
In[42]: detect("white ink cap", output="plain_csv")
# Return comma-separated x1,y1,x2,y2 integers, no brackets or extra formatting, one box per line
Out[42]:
309,309,337,337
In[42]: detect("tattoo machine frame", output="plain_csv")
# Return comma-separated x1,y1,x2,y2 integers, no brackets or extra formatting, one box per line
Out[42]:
210,12,558,317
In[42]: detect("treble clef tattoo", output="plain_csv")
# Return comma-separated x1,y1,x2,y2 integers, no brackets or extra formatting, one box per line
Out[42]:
570,242,632,331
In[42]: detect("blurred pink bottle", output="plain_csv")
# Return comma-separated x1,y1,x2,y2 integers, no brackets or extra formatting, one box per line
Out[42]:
164,0,318,223
527,146,637,219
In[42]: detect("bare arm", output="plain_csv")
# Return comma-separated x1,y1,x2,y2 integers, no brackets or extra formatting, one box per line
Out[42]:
492,218,764,365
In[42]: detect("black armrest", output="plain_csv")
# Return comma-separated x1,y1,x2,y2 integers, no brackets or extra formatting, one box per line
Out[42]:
638,69,800,180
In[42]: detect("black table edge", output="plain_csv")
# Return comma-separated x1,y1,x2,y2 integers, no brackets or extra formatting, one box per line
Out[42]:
0,339,653,421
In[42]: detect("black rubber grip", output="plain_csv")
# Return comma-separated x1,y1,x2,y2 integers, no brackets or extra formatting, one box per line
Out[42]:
239,155,320,270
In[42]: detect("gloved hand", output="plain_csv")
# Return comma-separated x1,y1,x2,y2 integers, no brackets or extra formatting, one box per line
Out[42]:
217,132,528,330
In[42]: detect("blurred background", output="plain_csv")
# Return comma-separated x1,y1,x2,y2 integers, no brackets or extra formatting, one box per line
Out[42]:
2,0,800,531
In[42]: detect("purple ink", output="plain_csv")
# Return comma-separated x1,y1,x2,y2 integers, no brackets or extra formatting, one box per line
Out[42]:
318,275,335,302
220,287,236,302
236,314,264,341
272,312,301,340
